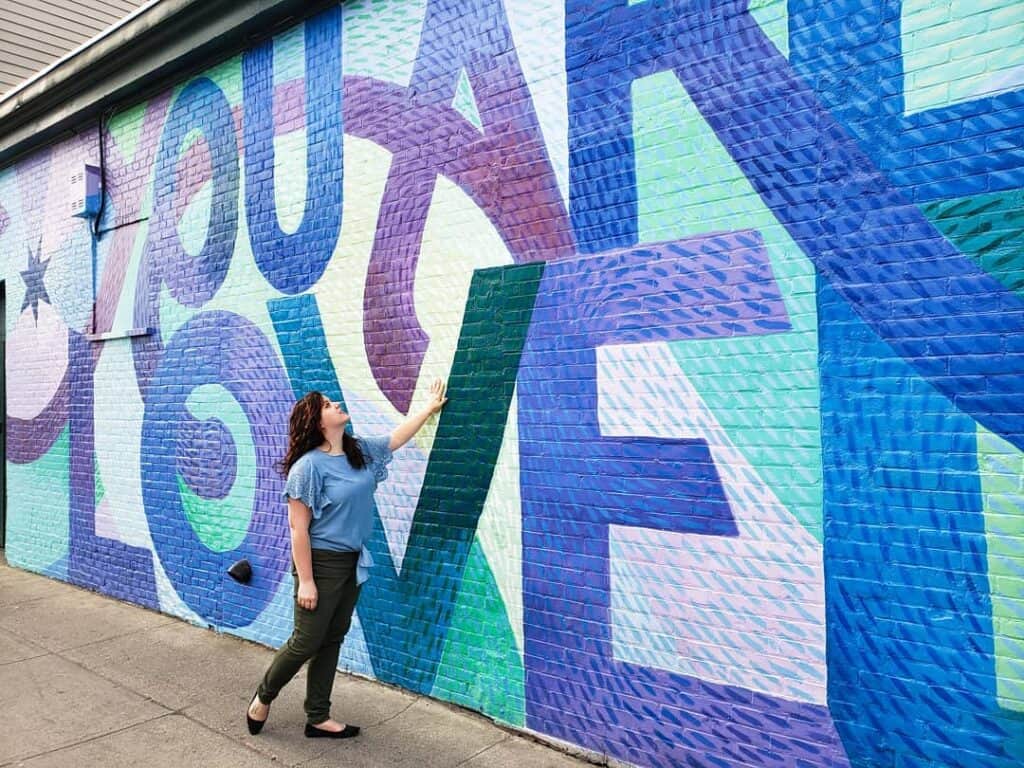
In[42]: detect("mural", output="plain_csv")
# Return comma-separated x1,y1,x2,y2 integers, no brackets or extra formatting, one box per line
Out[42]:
2,0,1023,766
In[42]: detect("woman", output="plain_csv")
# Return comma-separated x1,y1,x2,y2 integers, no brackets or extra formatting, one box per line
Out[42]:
246,378,447,739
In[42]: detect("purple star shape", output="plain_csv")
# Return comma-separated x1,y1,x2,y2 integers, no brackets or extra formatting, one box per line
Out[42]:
20,238,51,323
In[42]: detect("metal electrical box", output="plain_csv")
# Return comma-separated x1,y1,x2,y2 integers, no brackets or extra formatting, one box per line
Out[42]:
70,164,102,218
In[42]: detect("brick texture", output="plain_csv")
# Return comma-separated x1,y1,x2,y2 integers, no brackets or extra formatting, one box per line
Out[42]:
1,1,1023,766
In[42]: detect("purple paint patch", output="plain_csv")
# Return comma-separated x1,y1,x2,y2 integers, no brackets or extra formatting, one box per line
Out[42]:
344,67,573,411
548,229,790,345
176,416,238,500
95,94,171,336
6,371,70,464
15,149,51,229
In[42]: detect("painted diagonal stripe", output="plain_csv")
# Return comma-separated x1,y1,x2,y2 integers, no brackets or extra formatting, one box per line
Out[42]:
360,263,543,693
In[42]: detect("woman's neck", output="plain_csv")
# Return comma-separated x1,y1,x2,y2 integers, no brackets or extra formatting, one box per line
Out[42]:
320,428,345,455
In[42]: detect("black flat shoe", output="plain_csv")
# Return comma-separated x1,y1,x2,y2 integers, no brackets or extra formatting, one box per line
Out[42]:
304,722,360,739
246,692,268,735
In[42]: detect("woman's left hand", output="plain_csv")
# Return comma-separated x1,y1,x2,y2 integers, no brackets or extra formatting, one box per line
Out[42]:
426,377,448,414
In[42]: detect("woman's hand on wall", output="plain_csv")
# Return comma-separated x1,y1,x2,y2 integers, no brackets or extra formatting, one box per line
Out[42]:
425,377,448,415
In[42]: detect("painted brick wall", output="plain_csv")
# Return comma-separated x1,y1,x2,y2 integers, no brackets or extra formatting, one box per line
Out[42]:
2,1,1023,766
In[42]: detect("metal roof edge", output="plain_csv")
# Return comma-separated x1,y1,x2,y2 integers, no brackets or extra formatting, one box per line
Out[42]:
0,0,338,169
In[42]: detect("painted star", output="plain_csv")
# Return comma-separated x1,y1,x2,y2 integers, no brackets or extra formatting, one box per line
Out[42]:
20,238,51,323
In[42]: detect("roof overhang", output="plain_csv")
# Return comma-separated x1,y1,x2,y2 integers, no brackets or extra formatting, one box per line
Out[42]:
0,0,338,169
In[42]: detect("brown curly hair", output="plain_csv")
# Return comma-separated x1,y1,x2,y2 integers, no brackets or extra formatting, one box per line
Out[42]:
277,391,366,476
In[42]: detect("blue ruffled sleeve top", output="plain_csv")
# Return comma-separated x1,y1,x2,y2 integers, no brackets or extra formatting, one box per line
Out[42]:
283,435,393,583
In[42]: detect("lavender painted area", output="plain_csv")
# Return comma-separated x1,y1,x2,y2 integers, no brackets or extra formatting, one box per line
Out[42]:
6,371,69,464
6,180,72,463
15,149,51,225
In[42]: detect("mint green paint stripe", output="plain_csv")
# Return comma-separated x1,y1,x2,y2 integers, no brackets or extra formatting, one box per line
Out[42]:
749,0,789,58
6,427,71,571
272,23,305,86
430,537,525,726
95,463,105,506
108,103,147,166
921,189,1024,297
451,68,484,131
343,0,427,89
633,70,822,540
978,425,1024,712
902,0,1024,114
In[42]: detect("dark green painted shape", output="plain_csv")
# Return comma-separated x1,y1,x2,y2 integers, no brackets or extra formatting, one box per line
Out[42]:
431,538,525,726
922,189,1024,296
359,262,544,694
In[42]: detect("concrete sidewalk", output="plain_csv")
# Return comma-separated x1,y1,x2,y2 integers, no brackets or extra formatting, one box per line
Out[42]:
0,554,593,768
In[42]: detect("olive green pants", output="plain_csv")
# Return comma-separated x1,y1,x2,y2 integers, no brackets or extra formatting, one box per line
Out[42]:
256,549,361,725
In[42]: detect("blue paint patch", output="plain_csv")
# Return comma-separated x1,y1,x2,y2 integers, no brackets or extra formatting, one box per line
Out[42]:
820,277,1024,768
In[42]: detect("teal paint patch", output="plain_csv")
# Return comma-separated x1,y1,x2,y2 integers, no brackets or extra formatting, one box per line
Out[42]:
6,427,71,572
666,335,823,541
359,262,544,693
451,69,484,131
633,70,822,539
178,475,249,553
268,292,347,406
902,0,1024,114
431,537,525,726
95,463,105,506
922,189,1024,297
343,0,428,88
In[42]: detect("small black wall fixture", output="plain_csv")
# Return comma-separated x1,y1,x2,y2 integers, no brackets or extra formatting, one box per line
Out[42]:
227,559,253,584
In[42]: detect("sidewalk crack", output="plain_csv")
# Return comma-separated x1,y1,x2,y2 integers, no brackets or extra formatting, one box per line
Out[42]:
453,733,512,767
369,696,419,728
0,711,175,767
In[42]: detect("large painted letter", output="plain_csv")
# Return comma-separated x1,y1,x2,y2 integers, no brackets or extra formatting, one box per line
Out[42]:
243,7,344,295
518,231,848,766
